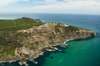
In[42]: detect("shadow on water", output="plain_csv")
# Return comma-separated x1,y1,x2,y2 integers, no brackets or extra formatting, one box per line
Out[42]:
96,32,100,38
32,47,68,66
0,61,20,66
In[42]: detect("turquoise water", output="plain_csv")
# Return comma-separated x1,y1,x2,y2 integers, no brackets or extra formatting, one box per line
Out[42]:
32,14,100,66
41,38,100,66
0,14,100,66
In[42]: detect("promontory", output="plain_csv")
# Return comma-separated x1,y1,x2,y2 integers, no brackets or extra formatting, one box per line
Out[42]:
0,17,96,65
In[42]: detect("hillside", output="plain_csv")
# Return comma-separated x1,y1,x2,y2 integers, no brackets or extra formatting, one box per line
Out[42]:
0,17,95,65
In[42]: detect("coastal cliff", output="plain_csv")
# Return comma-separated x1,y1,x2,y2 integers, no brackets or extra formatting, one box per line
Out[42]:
0,18,96,65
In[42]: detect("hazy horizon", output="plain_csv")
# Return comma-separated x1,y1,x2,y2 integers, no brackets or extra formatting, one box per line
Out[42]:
0,13,100,20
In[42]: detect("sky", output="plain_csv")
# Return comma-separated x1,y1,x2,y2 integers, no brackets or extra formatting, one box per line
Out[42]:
0,0,100,15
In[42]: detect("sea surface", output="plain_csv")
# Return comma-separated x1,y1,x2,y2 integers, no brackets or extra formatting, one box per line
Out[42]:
0,14,100,66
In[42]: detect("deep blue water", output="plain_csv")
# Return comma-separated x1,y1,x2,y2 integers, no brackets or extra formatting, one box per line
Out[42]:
0,14,100,66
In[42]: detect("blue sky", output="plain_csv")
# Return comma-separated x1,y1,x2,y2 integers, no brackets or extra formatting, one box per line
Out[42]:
0,0,100,15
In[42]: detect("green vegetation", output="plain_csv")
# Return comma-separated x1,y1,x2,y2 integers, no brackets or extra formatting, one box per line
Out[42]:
0,17,44,31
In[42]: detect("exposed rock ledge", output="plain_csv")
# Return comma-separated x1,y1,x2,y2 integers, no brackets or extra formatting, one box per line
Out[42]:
0,23,96,66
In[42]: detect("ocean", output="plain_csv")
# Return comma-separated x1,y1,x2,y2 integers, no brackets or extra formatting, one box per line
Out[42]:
0,14,100,66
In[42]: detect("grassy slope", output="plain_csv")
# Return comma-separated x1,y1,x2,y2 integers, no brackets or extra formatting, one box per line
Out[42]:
0,17,43,31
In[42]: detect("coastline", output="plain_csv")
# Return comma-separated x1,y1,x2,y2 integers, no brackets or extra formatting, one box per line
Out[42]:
0,21,96,66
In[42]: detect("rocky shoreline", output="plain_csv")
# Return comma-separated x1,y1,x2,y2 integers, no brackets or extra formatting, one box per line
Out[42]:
0,39,73,66
0,23,96,66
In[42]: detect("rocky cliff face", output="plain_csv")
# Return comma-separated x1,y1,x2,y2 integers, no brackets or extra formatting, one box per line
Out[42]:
0,23,95,65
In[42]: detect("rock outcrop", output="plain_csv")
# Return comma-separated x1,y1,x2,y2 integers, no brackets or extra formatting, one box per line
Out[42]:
0,23,96,65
